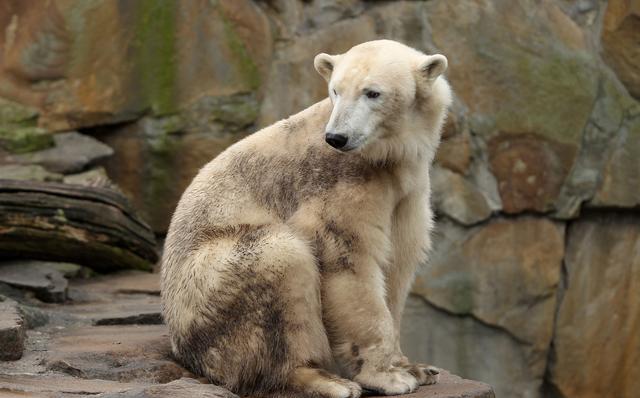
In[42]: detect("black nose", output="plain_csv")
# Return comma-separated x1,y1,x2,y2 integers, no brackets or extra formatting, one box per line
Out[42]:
325,133,348,149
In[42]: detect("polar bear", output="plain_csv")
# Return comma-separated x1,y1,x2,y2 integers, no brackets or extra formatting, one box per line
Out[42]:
161,40,452,398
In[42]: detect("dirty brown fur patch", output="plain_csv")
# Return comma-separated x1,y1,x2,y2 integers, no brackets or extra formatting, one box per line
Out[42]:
315,219,359,274
228,146,377,220
174,226,291,395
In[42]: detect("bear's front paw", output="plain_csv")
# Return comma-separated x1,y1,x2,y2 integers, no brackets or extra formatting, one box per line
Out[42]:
354,367,418,395
400,363,440,386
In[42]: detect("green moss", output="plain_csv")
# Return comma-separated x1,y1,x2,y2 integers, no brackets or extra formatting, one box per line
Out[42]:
0,98,38,126
0,126,54,154
133,0,178,115
143,117,181,230
210,93,259,128
218,5,261,90
494,48,598,144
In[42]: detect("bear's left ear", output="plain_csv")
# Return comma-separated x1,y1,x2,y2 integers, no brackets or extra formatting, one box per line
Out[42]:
314,53,337,82
418,54,448,81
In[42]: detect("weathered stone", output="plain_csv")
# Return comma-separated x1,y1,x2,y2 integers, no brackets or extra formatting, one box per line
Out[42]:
401,296,534,398
45,324,190,383
10,132,113,174
431,167,492,226
0,164,62,182
0,98,38,126
0,261,68,303
76,271,160,296
0,297,25,361
0,373,151,396
555,68,638,218
44,262,92,280
0,0,272,131
427,0,596,143
426,0,599,215
0,126,53,154
63,167,117,190
96,378,238,398
264,0,365,39
548,214,640,398
435,131,472,175
413,217,564,394
376,371,494,398
589,105,640,208
488,133,576,214
601,0,640,99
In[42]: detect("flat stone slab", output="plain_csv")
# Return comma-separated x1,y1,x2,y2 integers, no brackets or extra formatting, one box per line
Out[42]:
74,271,160,296
0,261,68,303
0,298,25,360
11,131,114,174
372,371,495,398
45,324,190,383
0,373,151,396
96,377,238,398
0,270,494,398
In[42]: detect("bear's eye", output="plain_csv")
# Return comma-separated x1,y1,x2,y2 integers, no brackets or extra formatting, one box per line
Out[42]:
365,90,380,99
333,89,337,96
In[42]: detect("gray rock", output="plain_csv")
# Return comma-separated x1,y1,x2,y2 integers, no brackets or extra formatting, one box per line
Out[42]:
401,295,535,398
12,132,114,174
411,217,565,397
589,102,640,208
555,70,638,217
0,261,69,303
0,297,26,361
96,378,238,398
431,167,492,226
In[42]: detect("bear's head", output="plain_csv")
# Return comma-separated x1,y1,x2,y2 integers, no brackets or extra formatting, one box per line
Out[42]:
314,40,452,163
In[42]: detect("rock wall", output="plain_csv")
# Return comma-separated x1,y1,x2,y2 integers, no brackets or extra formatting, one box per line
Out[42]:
0,1,638,397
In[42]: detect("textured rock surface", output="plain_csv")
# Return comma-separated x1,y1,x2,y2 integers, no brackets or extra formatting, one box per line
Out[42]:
602,0,640,99
0,164,62,182
409,217,565,396
431,167,492,226
0,261,68,303
548,213,640,398
95,378,239,398
0,271,493,398
402,296,534,398
0,297,25,360
9,132,114,174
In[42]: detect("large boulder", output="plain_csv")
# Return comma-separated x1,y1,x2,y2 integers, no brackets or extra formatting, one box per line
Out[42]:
0,0,272,131
425,0,599,216
548,214,640,398
601,0,640,99
411,217,565,398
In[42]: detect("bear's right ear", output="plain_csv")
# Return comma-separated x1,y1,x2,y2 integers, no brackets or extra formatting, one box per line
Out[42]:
314,53,336,82
418,54,448,82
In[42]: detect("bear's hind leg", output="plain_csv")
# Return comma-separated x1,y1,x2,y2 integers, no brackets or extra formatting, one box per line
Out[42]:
186,224,359,398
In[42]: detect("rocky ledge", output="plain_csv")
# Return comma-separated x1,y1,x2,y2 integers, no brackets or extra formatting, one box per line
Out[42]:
0,266,494,398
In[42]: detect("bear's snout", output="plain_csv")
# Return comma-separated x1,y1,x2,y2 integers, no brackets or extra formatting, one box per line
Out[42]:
325,132,348,149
